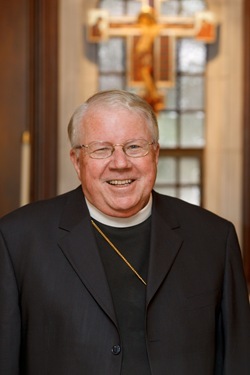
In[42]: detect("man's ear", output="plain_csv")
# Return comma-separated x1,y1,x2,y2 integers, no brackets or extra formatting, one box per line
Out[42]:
70,149,81,180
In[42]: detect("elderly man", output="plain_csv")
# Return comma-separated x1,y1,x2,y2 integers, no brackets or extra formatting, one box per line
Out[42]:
0,90,249,374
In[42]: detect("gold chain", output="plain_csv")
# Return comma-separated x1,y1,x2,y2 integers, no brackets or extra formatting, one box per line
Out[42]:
91,220,147,286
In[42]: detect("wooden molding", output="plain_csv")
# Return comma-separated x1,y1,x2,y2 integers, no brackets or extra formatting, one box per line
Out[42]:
29,0,58,201
243,0,250,284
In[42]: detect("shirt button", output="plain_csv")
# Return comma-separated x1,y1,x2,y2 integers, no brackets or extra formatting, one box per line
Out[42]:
111,345,121,355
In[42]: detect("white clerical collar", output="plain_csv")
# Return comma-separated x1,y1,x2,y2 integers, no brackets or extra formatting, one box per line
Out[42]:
85,195,152,228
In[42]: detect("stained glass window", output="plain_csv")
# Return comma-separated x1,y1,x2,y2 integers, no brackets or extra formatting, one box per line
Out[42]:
98,0,207,205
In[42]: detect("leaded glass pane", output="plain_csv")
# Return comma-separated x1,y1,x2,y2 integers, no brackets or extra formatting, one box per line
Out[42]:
180,112,205,147
179,186,200,205
160,1,180,15
179,76,204,110
126,1,142,15
98,39,124,72
178,39,206,74
154,186,177,197
99,75,124,90
100,0,124,16
181,0,206,16
180,157,200,184
158,111,178,148
160,0,205,16
165,86,177,109
156,157,176,183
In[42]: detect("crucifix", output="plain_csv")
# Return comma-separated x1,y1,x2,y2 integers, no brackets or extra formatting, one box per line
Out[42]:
87,0,217,113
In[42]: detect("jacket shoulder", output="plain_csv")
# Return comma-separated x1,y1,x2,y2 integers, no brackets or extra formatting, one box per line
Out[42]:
0,187,83,229
153,191,232,230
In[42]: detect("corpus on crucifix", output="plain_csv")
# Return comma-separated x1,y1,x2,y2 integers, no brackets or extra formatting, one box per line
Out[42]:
134,6,165,111
87,0,217,113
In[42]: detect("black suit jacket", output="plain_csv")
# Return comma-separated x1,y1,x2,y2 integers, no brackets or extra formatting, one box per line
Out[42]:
0,187,249,374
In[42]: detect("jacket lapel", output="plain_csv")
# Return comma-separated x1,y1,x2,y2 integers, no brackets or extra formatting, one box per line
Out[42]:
146,192,183,306
57,187,117,326
57,188,183,321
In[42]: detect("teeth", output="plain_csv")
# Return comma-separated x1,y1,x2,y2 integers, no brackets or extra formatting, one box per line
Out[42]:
108,179,133,185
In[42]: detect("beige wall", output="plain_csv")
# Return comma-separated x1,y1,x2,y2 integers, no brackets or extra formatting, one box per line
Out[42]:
58,0,244,240
58,0,99,194
205,0,243,241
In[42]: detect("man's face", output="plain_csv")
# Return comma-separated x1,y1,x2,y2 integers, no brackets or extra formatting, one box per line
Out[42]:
70,107,159,218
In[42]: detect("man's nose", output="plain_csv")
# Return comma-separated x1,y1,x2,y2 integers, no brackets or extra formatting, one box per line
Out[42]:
110,145,130,168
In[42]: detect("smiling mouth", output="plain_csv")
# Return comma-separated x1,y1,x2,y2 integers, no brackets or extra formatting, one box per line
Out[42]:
107,179,134,186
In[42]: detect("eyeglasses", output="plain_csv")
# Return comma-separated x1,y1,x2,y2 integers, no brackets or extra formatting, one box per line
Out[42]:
74,139,154,159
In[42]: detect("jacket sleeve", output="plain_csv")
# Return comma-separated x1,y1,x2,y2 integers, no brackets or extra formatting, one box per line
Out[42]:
0,230,21,375
222,223,250,374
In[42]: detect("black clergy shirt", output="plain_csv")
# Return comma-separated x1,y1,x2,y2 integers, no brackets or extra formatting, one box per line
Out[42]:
92,217,152,375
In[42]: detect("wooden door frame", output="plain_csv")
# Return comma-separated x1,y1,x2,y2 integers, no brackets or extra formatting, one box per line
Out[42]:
29,0,58,201
243,0,250,285
0,0,58,216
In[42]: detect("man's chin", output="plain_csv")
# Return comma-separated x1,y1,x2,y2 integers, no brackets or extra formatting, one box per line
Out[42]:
104,199,145,218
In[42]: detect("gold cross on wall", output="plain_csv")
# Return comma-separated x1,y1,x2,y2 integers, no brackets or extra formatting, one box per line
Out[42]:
87,2,217,113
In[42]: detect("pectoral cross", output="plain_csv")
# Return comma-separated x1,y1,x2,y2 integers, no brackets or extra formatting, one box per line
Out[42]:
87,0,217,112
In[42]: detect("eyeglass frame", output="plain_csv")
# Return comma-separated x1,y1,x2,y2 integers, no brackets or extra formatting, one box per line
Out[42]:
73,138,155,159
